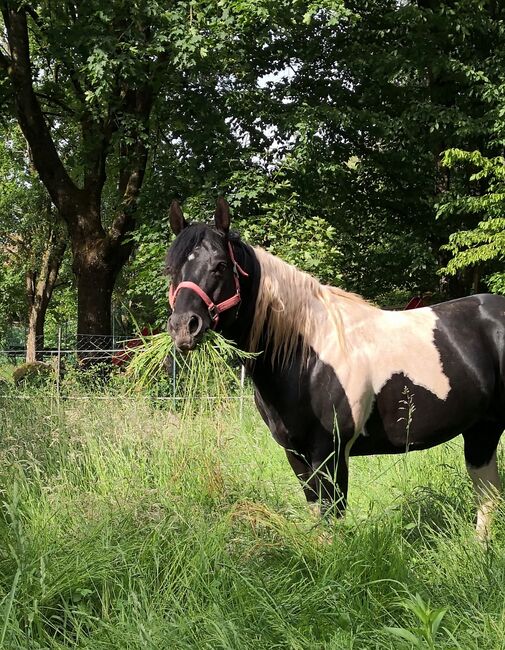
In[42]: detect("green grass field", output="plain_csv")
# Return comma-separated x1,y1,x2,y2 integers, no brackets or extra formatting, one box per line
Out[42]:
0,390,504,649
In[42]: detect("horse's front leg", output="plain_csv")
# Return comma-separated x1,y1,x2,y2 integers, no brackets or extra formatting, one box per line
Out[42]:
285,449,348,528
310,446,349,518
284,449,320,515
285,446,349,518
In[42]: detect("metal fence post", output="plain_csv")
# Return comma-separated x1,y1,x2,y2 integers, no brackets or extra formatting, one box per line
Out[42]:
56,326,62,398
172,349,177,400
239,364,246,422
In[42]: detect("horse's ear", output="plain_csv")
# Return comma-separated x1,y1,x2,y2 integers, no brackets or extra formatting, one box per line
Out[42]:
169,200,187,235
214,196,230,234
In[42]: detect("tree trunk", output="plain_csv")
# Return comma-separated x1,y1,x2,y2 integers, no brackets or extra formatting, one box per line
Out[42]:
72,233,133,363
25,229,66,363
25,291,45,363
471,265,481,295
75,266,115,362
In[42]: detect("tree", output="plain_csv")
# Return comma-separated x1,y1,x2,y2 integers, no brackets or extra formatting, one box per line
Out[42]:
0,1,158,346
234,0,505,299
25,213,66,362
2,0,330,345
0,122,68,359
438,149,505,294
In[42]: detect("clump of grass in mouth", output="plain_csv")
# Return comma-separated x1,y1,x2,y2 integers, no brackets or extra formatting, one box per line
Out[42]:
126,331,257,401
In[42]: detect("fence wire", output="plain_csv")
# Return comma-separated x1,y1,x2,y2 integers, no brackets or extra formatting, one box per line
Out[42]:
0,332,142,365
0,330,250,415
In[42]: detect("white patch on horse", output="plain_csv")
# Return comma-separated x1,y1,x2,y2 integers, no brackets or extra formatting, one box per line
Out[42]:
368,310,450,398
313,302,450,432
250,248,450,435
467,451,501,541
188,253,195,261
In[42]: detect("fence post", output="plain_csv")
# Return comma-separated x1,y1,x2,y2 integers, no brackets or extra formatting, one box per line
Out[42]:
172,349,177,401
56,326,62,398
239,364,246,422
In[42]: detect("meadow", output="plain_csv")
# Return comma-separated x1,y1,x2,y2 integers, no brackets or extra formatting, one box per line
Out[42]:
0,384,504,649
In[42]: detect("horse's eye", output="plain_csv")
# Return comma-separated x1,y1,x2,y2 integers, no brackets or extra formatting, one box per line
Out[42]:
211,262,227,275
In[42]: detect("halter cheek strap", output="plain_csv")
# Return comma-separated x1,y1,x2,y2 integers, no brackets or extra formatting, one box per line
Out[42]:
169,241,249,329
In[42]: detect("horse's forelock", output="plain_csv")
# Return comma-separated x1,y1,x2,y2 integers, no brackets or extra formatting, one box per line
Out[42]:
165,224,206,275
165,223,244,275
165,225,243,276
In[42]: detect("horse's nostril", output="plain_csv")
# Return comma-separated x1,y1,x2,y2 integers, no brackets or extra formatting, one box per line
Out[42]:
188,314,203,336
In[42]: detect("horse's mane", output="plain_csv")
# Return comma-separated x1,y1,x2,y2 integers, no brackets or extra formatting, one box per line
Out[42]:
249,247,372,367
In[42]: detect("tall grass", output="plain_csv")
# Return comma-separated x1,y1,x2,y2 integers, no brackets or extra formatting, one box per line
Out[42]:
0,390,504,648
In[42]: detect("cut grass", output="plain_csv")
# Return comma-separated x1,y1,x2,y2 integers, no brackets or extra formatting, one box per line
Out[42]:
0,392,504,649
125,331,257,411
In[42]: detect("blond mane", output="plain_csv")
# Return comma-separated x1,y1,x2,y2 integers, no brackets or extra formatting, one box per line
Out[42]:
249,247,372,367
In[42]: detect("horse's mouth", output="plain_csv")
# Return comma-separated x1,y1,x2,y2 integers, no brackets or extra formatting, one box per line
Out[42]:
172,330,205,353
176,342,196,354
168,312,208,353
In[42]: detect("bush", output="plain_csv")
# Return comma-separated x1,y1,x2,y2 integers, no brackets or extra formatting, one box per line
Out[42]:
12,361,54,387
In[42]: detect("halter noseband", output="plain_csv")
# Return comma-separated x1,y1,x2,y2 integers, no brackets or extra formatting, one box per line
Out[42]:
169,241,249,328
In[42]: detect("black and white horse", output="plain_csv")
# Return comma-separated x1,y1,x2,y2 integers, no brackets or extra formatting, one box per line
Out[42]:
166,198,504,539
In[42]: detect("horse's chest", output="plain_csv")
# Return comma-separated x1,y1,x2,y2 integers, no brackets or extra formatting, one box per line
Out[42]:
253,389,294,447
252,355,356,450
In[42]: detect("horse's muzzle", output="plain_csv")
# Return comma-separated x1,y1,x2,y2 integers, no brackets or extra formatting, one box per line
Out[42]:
167,312,204,351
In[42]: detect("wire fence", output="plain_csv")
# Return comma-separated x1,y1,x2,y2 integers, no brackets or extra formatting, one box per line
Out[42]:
0,329,251,416
0,332,142,365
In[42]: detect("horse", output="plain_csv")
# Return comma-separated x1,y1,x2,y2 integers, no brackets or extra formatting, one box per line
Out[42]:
165,198,505,539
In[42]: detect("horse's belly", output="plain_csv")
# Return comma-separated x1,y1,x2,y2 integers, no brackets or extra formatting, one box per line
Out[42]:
350,420,460,456
355,370,492,454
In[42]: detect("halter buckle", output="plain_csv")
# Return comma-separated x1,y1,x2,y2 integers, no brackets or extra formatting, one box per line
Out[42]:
208,304,219,322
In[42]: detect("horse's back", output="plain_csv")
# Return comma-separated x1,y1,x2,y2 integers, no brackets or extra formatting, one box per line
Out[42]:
432,293,505,375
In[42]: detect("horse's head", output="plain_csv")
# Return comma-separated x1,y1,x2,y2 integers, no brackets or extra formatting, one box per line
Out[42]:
165,198,247,351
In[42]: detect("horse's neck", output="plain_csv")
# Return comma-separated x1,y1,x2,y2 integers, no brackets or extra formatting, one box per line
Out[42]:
222,240,262,350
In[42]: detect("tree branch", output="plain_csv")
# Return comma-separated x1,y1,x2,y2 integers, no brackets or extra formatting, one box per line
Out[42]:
107,85,154,250
1,5,81,217
82,112,118,202
24,3,41,28
35,90,75,115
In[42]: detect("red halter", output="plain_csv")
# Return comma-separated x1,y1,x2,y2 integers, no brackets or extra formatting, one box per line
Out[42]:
169,241,249,328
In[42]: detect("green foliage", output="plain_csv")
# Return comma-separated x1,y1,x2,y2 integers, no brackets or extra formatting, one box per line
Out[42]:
228,166,342,284
0,122,73,341
252,0,505,296
438,150,505,291
116,219,171,329
0,266,23,347
385,592,453,649
0,126,34,337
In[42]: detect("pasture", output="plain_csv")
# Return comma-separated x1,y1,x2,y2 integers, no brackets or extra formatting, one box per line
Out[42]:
1,388,504,649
